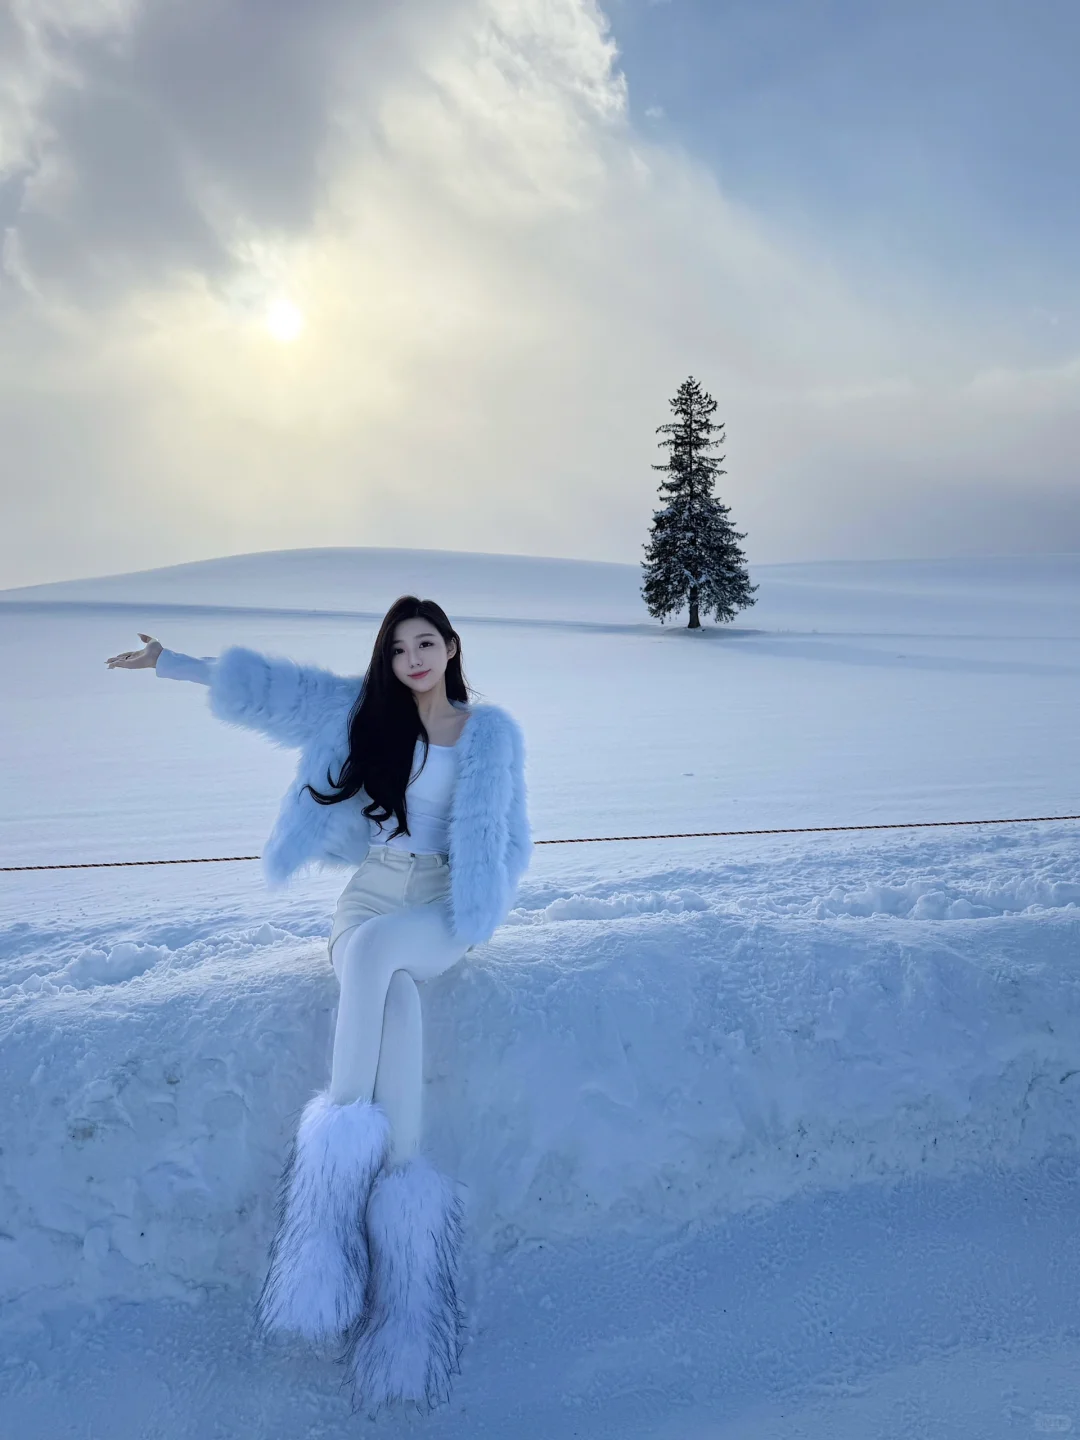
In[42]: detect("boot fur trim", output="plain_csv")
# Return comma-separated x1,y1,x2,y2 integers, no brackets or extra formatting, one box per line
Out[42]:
342,1156,465,1411
256,1092,389,1342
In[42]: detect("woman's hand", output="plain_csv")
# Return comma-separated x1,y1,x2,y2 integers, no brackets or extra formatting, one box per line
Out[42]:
106,633,163,670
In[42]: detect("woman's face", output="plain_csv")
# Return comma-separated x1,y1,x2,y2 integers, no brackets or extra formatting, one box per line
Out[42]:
389,617,457,696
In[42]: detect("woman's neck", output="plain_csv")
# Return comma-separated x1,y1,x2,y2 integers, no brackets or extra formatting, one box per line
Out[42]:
413,684,463,731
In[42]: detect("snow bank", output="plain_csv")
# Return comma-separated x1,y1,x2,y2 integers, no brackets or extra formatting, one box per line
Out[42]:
3,863,1079,1323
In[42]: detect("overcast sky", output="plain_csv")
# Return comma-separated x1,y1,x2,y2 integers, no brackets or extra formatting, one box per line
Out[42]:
1,0,1077,588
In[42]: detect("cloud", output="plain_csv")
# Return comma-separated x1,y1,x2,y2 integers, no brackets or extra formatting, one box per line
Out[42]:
2,0,464,299
0,0,1077,588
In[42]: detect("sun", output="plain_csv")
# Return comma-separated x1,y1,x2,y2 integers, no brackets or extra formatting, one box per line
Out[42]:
264,297,305,344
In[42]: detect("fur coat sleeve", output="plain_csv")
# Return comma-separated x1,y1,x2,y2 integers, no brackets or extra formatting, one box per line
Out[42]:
504,711,532,889
207,646,361,750
442,704,532,944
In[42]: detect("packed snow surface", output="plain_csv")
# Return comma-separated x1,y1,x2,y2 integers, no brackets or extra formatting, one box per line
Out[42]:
2,547,1079,1438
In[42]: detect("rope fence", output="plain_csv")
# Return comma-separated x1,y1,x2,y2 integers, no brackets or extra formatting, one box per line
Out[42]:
3,813,1079,874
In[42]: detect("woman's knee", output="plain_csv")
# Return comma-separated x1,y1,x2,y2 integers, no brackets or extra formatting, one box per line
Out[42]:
338,905,464,991
339,917,397,987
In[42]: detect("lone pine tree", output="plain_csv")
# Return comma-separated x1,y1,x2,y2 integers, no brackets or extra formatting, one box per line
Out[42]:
641,376,757,629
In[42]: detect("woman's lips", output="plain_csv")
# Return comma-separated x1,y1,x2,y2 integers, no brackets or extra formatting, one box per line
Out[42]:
410,669,430,679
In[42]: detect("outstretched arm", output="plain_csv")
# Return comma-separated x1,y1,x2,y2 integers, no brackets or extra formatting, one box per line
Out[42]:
206,645,360,749
108,634,360,748
107,634,214,685
157,649,214,685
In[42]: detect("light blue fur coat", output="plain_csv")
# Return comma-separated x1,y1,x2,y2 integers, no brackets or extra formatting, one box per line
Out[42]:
199,646,532,947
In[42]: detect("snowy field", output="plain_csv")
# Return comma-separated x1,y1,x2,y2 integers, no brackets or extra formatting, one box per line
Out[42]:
2,546,1080,1439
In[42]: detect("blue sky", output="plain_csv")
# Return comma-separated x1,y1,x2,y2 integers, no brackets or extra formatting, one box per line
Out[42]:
610,0,1079,358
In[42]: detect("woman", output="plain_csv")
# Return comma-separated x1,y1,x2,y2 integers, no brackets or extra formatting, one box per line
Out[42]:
106,595,532,1412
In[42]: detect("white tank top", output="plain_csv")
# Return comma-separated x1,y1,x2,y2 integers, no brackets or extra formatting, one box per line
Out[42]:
368,737,458,854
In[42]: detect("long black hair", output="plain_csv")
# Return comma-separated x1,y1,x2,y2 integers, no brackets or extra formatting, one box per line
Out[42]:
304,596,472,842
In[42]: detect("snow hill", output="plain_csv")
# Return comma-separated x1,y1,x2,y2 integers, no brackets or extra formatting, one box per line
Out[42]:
6,543,1080,635
1,548,1080,1438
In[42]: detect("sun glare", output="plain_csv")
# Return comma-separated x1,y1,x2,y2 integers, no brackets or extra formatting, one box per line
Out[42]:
264,297,304,344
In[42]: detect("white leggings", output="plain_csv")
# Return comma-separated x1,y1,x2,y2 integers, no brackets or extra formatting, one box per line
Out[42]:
327,847,471,1166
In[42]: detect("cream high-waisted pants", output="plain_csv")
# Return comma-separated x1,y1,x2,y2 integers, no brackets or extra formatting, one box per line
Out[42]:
327,846,471,1166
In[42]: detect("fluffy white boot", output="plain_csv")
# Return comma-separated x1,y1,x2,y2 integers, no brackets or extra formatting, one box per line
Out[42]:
342,1156,465,1412
256,1091,390,1342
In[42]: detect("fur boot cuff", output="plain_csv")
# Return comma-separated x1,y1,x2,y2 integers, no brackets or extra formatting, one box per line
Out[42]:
256,1091,390,1342
343,1156,465,1412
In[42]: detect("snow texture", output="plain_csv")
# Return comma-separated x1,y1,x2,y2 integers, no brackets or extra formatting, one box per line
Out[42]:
1,547,1080,1437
